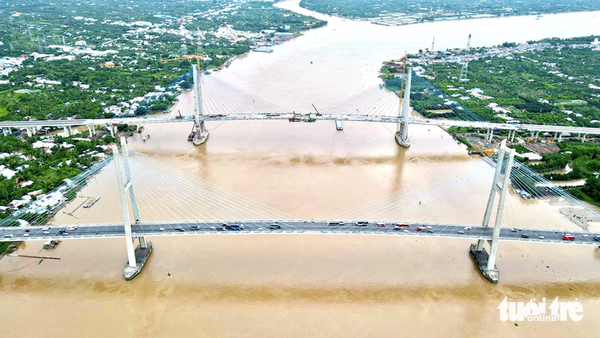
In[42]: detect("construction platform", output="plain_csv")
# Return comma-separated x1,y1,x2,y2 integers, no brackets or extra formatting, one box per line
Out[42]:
469,243,499,284
124,241,153,281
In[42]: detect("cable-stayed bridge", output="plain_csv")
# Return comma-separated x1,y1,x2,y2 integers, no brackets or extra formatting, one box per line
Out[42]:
2,66,600,282
2,136,600,283
1,67,600,146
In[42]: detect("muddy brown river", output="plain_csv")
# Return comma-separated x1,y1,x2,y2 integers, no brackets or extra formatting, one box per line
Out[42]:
2,2,600,337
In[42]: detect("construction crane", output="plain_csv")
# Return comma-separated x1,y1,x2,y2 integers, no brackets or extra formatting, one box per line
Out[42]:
312,104,322,116
160,54,205,70
458,34,472,83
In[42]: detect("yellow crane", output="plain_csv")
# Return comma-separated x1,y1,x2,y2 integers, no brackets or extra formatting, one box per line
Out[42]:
159,54,208,69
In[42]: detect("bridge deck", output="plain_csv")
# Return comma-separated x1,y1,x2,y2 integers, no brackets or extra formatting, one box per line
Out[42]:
2,113,600,135
1,221,599,246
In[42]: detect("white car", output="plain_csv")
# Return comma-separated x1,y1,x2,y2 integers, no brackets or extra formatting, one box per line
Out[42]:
464,227,472,231
159,227,165,231
23,233,29,237
258,227,264,230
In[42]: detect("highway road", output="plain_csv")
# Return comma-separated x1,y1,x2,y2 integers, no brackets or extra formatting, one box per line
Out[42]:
1,220,599,246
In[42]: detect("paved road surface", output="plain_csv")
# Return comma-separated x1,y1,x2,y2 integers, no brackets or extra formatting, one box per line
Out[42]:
1,220,599,246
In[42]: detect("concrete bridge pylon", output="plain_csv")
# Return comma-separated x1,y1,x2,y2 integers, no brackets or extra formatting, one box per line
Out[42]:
395,67,412,148
111,137,152,281
471,139,516,284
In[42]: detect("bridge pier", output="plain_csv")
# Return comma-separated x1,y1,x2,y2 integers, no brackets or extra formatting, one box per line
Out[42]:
3,127,10,136
395,67,412,148
558,132,564,143
582,134,587,143
87,124,96,137
63,126,73,137
111,137,152,281
471,140,515,284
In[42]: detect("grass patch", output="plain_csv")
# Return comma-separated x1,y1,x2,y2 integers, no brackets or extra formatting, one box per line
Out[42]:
0,105,8,118
0,241,12,255
569,188,600,208
508,144,530,154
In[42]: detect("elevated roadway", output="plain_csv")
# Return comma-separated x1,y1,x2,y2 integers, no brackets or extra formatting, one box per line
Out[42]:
2,220,599,247
2,113,600,137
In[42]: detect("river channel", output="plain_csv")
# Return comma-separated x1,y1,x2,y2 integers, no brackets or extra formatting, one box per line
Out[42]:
2,2,600,337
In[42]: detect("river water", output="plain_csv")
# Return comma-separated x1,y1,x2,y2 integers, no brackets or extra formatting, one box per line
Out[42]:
2,3,600,337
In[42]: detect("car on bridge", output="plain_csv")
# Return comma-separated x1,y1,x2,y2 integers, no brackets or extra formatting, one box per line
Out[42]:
223,223,243,231
328,221,344,226
594,235,600,242
416,226,427,232
394,223,410,229
191,225,200,230
563,234,575,241
376,223,386,228
356,221,369,226
270,224,281,229
521,234,529,238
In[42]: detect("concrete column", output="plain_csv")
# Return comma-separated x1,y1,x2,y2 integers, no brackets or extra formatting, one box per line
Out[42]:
63,126,73,137
477,140,507,252
535,131,539,140
191,64,209,145
120,137,141,224
396,67,412,148
582,134,587,143
2,128,9,136
558,132,563,143
110,144,136,268
510,130,516,143
87,125,93,136
25,128,32,137
120,136,145,248
109,124,115,137
487,149,516,271
91,125,95,135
